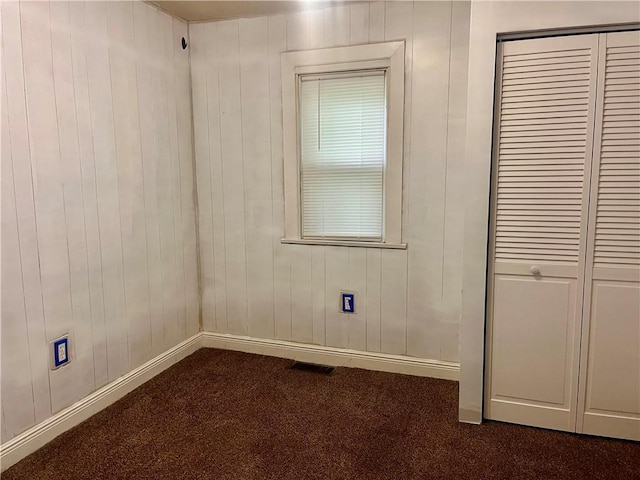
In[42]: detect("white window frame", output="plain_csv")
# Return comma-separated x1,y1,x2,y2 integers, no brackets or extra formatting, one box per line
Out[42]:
281,41,406,249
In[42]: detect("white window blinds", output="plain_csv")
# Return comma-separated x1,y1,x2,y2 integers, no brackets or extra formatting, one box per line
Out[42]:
299,71,387,240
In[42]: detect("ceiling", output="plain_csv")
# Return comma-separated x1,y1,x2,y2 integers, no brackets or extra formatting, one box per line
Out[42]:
148,1,359,23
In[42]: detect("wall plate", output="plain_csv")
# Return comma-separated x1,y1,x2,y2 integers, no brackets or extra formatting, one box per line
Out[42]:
51,336,70,369
340,292,356,314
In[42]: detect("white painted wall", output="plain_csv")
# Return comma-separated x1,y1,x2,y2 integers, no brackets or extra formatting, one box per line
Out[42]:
190,1,471,361
1,0,199,443
460,0,640,423
8,0,631,445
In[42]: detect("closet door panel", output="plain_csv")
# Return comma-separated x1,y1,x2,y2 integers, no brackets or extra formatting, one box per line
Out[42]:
485,34,599,432
586,283,639,409
578,30,640,441
580,280,639,441
491,277,576,405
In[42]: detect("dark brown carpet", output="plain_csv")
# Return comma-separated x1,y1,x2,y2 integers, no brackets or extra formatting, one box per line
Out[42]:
4,349,638,479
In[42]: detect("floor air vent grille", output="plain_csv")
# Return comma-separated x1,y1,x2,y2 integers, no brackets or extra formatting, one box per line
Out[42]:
289,362,335,375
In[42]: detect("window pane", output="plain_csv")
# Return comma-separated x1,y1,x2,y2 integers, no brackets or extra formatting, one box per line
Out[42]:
300,72,386,240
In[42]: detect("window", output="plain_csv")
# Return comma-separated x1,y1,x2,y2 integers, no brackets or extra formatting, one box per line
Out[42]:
300,71,386,240
281,41,406,248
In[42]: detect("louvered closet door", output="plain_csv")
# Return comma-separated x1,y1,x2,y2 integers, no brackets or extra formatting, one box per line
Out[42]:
485,34,599,432
576,30,640,441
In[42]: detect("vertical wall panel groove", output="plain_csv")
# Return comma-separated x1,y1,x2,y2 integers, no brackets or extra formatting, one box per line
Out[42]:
148,6,169,355
205,22,228,334
286,11,314,344
152,8,178,353
85,0,130,380
106,1,133,371
239,16,275,340
172,17,199,337
21,0,79,411
107,0,151,370
218,20,249,336
134,1,164,359
3,0,54,427
51,0,97,395
69,0,109,390
348,248,368,351
189,22,216,333
269,14,291,342
166,14,187,346
2,73,37,440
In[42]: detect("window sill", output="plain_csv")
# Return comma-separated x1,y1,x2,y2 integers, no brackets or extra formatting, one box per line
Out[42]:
281,238,407,250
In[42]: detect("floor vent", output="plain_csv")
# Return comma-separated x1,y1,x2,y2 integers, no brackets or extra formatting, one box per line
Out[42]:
289,361,335,375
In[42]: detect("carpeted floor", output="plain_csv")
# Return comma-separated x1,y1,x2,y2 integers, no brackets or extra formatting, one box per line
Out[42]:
4,349,639,479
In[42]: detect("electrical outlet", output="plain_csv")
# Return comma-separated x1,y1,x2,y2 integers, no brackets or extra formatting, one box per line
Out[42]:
51,336,70,370
340,292,356,314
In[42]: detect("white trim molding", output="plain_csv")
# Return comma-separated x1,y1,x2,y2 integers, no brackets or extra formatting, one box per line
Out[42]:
0,334,202,472
281,238,407,249
201,332,460,381
281,41,406,246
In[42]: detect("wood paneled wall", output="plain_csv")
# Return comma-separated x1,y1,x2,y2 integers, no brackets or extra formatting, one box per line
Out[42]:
190,1,470,361
1,0,198,443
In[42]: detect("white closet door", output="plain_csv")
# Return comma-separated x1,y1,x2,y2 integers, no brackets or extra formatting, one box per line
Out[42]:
485,34,599,432
577,30,640,441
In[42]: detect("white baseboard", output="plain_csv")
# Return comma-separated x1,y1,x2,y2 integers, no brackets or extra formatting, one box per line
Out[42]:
1,331,460,471
0,333,202,472
201,332,460,381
